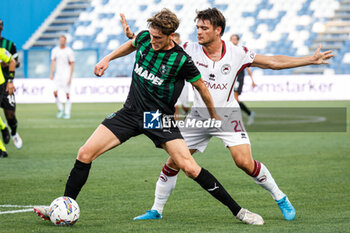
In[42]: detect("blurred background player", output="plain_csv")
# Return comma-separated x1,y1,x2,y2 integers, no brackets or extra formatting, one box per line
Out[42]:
230,34,256,125
173,33,190,120
0,48,16,157
0,19,22,149
50,35,74,119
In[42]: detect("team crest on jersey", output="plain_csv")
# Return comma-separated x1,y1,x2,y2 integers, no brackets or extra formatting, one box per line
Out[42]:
159,64,170,76
221,64,231,75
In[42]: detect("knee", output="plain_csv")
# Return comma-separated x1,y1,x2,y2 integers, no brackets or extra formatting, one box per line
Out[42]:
179,162,200,179
77,146,94,163
234,156,254,174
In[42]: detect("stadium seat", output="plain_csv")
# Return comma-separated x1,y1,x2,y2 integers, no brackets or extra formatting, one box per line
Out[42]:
28,0,344,76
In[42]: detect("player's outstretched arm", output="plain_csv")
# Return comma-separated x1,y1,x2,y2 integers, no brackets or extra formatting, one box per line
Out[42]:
251,44,333,70
94,40,136,77
120,13,136,39
191,78,220,120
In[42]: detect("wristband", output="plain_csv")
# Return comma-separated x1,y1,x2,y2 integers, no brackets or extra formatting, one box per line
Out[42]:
128,33,135,39
9,71,15,80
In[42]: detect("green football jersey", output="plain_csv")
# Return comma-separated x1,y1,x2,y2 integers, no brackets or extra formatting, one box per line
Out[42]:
124,30,201,115
0,37,17,80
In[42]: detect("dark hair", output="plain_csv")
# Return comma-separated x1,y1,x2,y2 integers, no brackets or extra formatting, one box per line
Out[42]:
147,8,180,35
195,8,226,36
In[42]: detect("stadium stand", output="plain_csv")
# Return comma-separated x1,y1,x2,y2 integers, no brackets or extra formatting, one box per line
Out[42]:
24,0,350,76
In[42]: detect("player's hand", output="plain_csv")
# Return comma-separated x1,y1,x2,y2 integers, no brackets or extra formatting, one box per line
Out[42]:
252,81,257,88
311,44,333,65
94,57,109,77
120,13,135,39
6,82,15,95
210,111,222,121
50,74,53,80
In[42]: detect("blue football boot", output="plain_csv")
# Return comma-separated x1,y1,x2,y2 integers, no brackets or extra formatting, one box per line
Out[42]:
133,210,162,220
276,196,296,220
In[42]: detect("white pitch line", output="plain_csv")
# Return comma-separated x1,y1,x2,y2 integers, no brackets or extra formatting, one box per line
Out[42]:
0,205,47,208
0,208,34,214
0,205,49,215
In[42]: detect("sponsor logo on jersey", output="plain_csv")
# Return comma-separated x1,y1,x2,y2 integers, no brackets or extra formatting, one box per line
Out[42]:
209,74,215,81
221,64,231,75
196,61,208,68
241,133,247,139
143,110,162,129
134,63,164,85
204,81,228,90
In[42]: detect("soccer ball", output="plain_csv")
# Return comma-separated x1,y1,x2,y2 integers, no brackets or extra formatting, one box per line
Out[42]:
49,196,80,226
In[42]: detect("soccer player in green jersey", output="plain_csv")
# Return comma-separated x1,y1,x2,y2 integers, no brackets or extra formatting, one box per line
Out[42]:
0,19,22,149
0,48,16,157
34,9,264,225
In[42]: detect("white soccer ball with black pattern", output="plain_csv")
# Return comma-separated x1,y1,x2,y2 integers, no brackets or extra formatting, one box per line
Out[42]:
49,196,80,226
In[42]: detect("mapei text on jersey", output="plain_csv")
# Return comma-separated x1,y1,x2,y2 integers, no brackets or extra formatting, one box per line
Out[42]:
134,63,164,85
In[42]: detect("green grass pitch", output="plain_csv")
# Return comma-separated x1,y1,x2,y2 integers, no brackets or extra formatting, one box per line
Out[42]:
0,101,349,233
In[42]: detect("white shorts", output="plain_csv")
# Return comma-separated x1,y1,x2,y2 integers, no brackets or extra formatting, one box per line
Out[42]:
53,78,71,93
175,83,190,108
180,108,250,152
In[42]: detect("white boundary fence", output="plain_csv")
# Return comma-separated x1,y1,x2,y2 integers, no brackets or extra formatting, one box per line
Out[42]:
13,75,350,103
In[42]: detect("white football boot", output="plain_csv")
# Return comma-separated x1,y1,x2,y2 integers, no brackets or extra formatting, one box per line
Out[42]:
236,208,264,225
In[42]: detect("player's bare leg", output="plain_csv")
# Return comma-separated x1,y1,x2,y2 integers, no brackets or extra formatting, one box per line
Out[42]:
54,91,64,118
34,125,121,220
228,144,295,220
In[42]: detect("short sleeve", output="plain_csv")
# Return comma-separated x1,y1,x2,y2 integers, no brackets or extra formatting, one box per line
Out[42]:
10,42,17,55
239,46,256,66
0,48,12,63
132,30,150,48
178,55,201,83
51,48,57,60
68,48,75,62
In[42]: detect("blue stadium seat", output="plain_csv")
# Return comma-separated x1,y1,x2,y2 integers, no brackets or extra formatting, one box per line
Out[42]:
58,0,348,75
